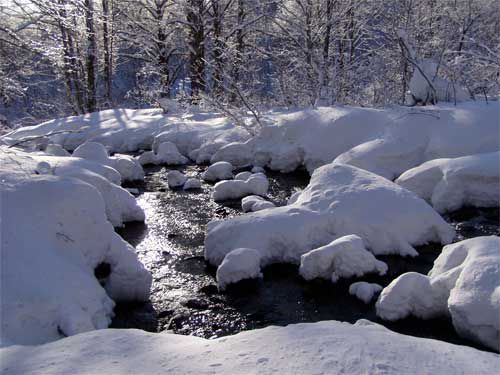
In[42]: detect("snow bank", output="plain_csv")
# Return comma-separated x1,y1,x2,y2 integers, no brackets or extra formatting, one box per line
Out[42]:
216,248,262,291
349,282,383,304
0,149,151,346
202,161,234,182
167,170,187,188
376,236,500,351
1,320,498,374
395,152,500,213
299,235,387,282
241,195,275,212
213,173,269,201
205,163,455,266
137,141,188,166
210,142,253,167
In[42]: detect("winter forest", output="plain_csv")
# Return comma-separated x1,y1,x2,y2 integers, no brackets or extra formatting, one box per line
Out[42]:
1,1,500,374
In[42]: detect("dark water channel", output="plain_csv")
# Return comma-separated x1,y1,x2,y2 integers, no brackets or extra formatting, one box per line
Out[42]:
115,164,499,352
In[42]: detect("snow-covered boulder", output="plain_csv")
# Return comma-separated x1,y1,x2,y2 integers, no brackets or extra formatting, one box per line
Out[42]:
210,142,253,168
73,141,144,181
376,236,500,351
235,171,252,181
349,282,383,304
395,152,500,213
183,178,202,190
299,235,388,282
0,149,151,346
205,163,455,266
137,141,189,166
213,173,269,201
251,166,265,173
202,161,234,182
241,195,275,212
216,248,262,291
167,170,187,188
44,144,71,156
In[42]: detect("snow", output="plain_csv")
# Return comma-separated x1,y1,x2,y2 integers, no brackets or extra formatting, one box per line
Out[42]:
376,236,500,351
1,320,498,374
395,152,500,213
212,173,269,201
235,171,252,180
210,141,253,167
72,141,144,181
251,166,265,173
137,141,189,166
0,148,151,346
241,195,275,212
202,161,234,181
216,248,263,291
349,282,383,304
166,170,187,188
183,177,202,190
44,143,70,156
299,235,388,282
205,163,455,266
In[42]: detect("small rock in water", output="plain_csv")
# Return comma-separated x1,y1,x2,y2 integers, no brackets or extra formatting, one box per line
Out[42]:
183,178,202,190
167,170,187,188
184,298,209,310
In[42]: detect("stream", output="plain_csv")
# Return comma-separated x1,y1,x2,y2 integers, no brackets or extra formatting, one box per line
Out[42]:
115,164,499,351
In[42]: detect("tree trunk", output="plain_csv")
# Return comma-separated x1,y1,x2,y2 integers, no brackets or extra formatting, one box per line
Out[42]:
187,0,206,102
85,0,97,112
102,0,112,105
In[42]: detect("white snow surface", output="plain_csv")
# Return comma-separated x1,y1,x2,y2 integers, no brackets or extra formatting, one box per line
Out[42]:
216,248,262,291
376,236,500,351
241,195,275,212
44,143,71,156
299,235,388,282
202,161,234,182
167,170,187,188
213,173,269,201
210,141,253,167
0,148,151,346
72,141,144,181
1,320,498,375
349,282,383,304
395,152,500,213
137,141,188,166
205,163,455,266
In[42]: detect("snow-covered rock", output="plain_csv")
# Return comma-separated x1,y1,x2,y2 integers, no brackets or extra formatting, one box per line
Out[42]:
183,178,202,190
235,171,252,181
210,142,253,167
167,170,187,188
299,235,388,282
1,320,498,374
251,166,265,173
213,173,269,201
216,248,262,291
0,148,151,346
202,161,234,182
44,143,70,156
349,282,383,304
73,141,144,181
395,152,500,213
205,163,455,266
376,236,500,351
241,195,275,212
137,141,189,166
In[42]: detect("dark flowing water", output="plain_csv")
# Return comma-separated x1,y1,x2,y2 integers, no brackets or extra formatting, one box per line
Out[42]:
115,165,499,352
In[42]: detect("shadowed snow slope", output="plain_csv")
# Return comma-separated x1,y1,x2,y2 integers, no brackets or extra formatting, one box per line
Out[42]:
205,163,455,266
0,148,151,346
395,152,500,213
1,321,498,375
376,236,500,351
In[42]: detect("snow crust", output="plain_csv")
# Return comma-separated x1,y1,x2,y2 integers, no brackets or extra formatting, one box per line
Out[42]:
376,236,500,351
299,235,388,282
205,163,455,266
241,195,275,212
212,173,268,201
1,321,498,374
0,148,151,346
349,282,383,304
395,152,500,213
202,161,234,182
216,248,263,291
137,141,188,166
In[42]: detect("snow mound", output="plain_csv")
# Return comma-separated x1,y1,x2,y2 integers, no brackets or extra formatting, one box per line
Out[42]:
395,152,500,213
349,282,383,304
183,178,202,190
210,142,253,167
216,248,262,291
202,161,234,182
1,321,498,374
235,171,252,181
0,149,151,346
205,163,455,266
376,236,500,351
241,195,275,212
137,141,188,166
44,144,70,156
167,170,187,188
299,235,388,282
73,141,144,181
213,173,268,201
251,166,265,173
